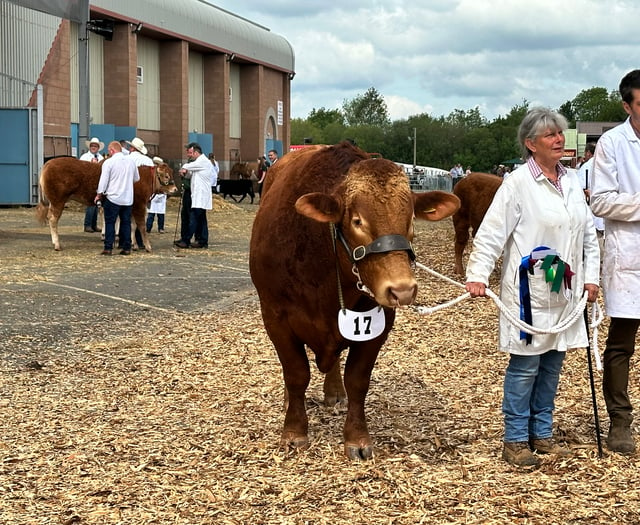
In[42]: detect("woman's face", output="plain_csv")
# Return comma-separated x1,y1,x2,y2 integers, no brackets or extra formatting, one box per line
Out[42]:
525,127,565,165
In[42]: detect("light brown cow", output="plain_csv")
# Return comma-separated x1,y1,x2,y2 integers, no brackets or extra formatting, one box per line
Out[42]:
35,156,177,251
452,172,502,275
249,141,460,460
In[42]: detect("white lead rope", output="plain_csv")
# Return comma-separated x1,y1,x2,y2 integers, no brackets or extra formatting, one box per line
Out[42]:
414,262,604,370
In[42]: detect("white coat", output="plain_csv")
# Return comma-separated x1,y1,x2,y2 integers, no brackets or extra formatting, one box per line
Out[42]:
182,154,213,210
466,162,600,355
148,193,166,214
590,117,640,318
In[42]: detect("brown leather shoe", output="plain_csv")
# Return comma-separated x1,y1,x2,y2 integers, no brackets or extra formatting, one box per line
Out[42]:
100,249,112,256
502,441,540,467
530,438,571,457
119,250,131,256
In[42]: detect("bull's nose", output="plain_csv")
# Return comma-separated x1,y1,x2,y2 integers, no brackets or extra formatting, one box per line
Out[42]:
388,283,417,307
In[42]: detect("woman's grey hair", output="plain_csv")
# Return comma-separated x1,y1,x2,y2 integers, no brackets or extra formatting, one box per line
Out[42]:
517,107,569,160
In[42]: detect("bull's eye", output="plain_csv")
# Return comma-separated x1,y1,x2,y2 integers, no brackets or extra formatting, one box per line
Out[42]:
353,217,362,227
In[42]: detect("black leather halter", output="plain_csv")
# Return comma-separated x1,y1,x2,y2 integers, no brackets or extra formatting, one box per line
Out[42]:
334,226,415,263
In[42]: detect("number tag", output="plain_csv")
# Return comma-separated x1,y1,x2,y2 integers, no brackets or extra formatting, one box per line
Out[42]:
338,306,386,341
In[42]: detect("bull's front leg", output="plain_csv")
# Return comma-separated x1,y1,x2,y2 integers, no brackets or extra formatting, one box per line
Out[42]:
342,341,381,460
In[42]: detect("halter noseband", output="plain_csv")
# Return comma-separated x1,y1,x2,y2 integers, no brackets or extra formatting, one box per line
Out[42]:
333,225,415,263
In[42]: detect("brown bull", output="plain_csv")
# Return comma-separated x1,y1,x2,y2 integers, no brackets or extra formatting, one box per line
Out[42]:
35,156,177,251
249,141,460,460
452,172,502,275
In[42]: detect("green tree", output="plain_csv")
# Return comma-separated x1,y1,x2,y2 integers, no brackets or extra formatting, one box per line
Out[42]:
342,87,390,128
308,107,344,129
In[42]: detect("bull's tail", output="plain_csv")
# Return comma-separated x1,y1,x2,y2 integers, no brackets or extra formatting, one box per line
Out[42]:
35,196,50,225
35,168,50,225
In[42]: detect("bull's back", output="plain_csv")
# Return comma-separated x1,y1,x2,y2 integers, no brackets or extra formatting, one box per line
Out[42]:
40,157,101,206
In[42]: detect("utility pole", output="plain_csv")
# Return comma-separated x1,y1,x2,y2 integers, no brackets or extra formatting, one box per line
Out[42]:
412,127,417,170
78,0,90,156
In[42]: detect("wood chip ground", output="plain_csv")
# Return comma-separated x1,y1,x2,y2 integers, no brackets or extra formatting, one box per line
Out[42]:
1,198,639,524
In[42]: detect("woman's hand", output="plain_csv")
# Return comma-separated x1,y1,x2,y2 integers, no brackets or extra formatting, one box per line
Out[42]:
465,281,486,298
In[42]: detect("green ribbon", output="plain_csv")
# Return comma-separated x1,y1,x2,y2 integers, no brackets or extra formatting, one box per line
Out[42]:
540,254,565,293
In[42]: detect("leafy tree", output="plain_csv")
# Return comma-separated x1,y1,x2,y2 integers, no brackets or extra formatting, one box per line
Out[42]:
308,107,344,129
290,118,322,146
342,87,390,128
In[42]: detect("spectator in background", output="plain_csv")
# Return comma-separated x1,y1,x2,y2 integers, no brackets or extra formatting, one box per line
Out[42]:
577,142,604,235
146,156,167,233
79,137,104,233
267,149,279,166
590,69,640,455
257,155,269,199
208,153,219,193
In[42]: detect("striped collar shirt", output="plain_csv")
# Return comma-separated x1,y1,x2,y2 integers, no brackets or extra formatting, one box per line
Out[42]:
526,156,567,195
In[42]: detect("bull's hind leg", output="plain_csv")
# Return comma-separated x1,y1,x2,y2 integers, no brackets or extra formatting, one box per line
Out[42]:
132,209,152,252
453,216,470,275
271,336,312,451
47,206,64,251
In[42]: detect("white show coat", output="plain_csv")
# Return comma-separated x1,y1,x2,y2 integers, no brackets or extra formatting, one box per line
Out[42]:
590,117,640,318
466,163,600,355
148,193,166,214
182,154,213,210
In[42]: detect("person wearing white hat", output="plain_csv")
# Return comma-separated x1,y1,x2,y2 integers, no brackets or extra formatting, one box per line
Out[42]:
125,137,154,167
79,137,105,232
125,138,154,249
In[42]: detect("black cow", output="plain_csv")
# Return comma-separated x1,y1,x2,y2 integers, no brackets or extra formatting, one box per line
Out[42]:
217,179,255,204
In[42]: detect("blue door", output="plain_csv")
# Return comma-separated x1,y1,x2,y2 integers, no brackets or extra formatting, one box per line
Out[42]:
0,108,33,205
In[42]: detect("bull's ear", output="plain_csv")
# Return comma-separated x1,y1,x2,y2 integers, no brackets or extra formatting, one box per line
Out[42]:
413,191,461,221
295,192,343,223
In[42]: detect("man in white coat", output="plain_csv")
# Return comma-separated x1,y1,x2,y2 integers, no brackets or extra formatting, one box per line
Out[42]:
175,142,213,248
591,69,640,455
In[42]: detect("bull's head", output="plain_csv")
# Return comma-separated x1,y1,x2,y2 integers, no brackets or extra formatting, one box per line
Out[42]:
155,163,179,196
295,159,460,308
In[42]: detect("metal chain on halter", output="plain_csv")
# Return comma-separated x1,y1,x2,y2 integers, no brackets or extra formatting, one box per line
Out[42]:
330,223,347,312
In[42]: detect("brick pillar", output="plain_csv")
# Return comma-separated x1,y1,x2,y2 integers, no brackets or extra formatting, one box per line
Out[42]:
240,64,262,162
204,54,229,166
103,23,137,127
159,40,189,161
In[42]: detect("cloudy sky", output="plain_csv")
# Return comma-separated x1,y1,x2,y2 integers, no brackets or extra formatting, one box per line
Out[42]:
209,0,639,122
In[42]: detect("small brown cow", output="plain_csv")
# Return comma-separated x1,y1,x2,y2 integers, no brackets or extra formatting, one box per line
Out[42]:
35,156,177,251
249,141,460,460
452,172,502,275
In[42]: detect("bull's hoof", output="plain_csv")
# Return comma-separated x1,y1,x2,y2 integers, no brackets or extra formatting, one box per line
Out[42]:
344,442,374,461
54,246,61,251
280,433,310,451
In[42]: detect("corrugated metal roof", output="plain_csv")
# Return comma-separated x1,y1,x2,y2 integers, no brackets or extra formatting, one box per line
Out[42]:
91,0,295,73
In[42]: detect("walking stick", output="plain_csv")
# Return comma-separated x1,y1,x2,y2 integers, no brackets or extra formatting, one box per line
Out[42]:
173,191,183,245
584,306,604,458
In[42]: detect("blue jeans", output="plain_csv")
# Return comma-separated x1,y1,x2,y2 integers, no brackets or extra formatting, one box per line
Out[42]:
185,207,208,246
84,205,98,229
146,213,165,232
103,198,133,251
502,350,566,442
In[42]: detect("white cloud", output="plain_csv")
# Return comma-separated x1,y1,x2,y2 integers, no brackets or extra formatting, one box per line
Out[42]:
210,0,640,121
